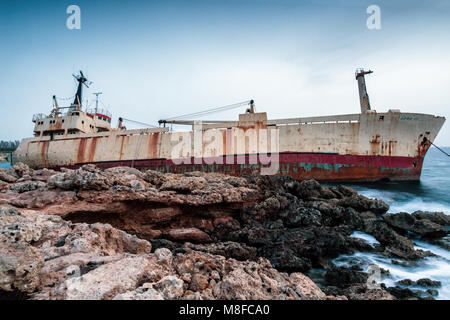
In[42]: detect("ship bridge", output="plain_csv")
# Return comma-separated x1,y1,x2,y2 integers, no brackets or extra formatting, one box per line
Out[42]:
32,108,112,139
31,71,112,140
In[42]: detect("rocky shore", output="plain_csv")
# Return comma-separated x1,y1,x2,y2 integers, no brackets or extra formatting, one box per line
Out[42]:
0,163,448,300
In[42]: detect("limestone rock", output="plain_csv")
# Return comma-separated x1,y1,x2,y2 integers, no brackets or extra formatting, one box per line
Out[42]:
13,163,32,177
167,228,212,243
63,255,157,300
0,170,17,183
1,165,444,300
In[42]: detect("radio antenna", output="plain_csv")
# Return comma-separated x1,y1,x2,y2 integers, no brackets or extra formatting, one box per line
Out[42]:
93,92,103,114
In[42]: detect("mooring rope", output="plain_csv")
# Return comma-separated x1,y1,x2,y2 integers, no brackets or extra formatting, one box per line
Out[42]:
429,140,450,158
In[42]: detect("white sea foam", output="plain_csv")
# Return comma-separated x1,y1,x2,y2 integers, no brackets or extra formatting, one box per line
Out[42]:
414,239,450,261
332,151,450,299
350,231,380,247
388,198,450,215
333,246,450,300
357,190,397,203
353,188,450,215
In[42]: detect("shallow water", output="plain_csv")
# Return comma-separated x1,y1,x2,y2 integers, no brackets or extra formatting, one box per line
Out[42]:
335,235,450,299
344,147,450,215
334,147,450,300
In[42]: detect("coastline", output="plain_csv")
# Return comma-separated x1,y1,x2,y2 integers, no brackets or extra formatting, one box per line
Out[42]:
0,163,448,300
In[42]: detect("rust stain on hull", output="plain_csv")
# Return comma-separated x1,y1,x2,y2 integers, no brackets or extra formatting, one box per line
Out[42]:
388,140,397,156
39,141,49,167
49,122,63,131
370,134,381,155
88,137,98,163
77,138,87,164
147,133,159,159
418,137,431,158
119,136,125,160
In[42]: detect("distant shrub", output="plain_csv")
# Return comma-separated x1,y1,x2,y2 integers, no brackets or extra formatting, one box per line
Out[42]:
0,140,20,152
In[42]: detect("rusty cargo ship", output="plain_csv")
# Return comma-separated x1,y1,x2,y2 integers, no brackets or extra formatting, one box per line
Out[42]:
15,69,445,182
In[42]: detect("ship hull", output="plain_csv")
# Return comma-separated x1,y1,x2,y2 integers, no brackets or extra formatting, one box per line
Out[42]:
15,111,445,182
53,152,424,182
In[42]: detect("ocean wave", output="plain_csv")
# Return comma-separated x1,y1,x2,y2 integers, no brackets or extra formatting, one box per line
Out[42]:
350,188,450,215
333,250,450,300
388,198,450,215
350,231,380,247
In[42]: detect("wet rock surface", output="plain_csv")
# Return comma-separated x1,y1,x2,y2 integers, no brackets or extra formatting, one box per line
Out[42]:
0,163,448,300
383,212,448,238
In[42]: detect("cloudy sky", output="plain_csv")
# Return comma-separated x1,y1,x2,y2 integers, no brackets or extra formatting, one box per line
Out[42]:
1,0,449,145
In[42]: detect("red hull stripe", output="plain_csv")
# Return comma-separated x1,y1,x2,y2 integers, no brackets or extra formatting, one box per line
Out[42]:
85,153,419,169
56,152,424,182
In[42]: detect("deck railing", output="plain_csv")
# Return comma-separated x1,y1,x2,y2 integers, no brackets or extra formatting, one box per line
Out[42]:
32,113,46,122
87,108,112,118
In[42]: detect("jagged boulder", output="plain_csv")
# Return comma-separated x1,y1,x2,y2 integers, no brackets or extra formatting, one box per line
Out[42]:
0,170,17,183
10,181,46,193
293,180,336,200
411,211,450,226
325,266,368,289
363,219,426,259
13,163,32,178
338,194,389,214
383,212,448,238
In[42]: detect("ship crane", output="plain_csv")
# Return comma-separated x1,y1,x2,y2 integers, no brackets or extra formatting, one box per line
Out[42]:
49,95,61,117
117,117,159,130
158,99,255,127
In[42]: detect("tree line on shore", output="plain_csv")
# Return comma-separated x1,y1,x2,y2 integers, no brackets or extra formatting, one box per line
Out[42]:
0,140,20,152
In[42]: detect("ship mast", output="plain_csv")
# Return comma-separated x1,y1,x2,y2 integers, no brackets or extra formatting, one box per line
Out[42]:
70,71,91,111
355,68,373,113
93,92,102,114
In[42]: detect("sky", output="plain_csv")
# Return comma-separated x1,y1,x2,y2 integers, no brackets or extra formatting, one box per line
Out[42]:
1,0,450,145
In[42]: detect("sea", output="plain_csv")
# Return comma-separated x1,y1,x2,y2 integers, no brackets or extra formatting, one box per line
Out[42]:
1,147,449,299
324,146,450,300
0,162,11,169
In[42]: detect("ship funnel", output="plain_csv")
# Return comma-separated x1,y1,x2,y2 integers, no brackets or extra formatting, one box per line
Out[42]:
355,68,373,113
